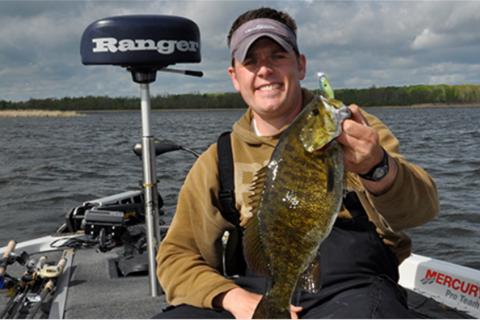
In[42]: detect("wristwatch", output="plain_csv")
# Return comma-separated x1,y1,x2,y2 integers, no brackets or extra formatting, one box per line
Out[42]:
359,148,389,181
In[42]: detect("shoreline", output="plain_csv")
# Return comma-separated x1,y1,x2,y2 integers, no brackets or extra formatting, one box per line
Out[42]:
1,103,479,116
0,110,83,118
368,102,480,109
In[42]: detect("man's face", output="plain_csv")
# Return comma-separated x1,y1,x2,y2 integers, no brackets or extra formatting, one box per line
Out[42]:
228,37,306,121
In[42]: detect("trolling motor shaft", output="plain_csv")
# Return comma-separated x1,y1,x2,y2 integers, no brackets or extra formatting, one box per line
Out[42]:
139,81,161,293
80,15,202,297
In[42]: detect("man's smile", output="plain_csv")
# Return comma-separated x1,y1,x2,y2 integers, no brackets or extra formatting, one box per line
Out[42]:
256,83,284,92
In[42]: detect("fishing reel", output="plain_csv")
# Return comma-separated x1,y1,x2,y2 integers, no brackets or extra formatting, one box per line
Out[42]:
0,243,69,319
0,249,29,292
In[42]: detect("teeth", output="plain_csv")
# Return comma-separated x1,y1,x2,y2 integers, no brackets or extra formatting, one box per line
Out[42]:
259,84,280,91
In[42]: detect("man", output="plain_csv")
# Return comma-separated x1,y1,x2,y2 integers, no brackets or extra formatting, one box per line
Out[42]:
156,7,438,319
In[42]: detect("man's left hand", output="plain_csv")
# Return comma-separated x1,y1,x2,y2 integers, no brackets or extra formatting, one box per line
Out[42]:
336,104,398,195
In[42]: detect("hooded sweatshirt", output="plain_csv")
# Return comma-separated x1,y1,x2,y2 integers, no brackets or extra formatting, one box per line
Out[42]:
156,90,438,309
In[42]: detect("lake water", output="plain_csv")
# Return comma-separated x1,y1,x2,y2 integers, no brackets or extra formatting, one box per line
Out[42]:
0,107,479,269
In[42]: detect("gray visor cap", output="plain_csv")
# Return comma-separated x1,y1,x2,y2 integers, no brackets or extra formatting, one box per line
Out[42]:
229,18,298,63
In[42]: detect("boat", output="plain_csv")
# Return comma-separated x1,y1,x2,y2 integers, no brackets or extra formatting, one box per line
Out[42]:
1,193,479,318
1,14,479,319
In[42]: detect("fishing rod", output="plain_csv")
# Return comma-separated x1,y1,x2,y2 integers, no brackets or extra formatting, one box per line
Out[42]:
25,253,67,319
14,256,49,319
0,240,16,279
0,251,41,319
0,240,18,319
0,240,68,319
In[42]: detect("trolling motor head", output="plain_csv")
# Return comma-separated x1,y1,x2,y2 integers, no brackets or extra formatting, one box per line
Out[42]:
80,15,202,83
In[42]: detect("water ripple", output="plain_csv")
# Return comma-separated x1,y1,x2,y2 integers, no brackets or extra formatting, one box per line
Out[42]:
1,108,479,269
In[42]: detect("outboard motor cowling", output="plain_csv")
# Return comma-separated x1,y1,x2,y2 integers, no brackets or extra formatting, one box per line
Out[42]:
80,15,202,297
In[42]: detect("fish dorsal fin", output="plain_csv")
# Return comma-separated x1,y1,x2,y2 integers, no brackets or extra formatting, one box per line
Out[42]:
243,165,270,276
247,165,267,211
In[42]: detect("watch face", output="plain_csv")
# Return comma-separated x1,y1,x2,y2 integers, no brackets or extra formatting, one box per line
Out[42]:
359,149,390,181
372,166,388,181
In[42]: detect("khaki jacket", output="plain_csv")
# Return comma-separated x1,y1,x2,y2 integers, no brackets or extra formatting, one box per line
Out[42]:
156,90,438,309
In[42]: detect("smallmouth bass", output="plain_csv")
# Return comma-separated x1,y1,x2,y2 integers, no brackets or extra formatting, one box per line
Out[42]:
243,96,351,318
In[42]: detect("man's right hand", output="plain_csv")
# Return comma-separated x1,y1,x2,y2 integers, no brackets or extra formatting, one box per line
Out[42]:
215,287,303,319
215,287,262,319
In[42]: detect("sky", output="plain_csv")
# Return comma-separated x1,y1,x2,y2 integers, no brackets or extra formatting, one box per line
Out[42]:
1,0,480,101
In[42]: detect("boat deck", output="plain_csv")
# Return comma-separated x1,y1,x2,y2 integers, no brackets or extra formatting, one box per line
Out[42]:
63,248,166,318
1,245,472,319
0,246,167,319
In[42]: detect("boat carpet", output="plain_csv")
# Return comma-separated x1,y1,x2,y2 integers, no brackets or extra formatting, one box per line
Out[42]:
63,247,166,319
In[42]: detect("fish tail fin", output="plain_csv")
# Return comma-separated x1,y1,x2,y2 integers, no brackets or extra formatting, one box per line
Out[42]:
253,296,290,319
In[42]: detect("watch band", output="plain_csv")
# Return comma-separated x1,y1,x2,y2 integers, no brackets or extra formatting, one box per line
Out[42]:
359,148,389,181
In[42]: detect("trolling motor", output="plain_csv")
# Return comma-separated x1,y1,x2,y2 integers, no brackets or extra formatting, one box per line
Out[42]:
80,15,202,297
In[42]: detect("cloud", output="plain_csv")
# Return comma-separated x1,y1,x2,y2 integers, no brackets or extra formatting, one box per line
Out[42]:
0,0,480,101
411,28,446,50
409,1,480,52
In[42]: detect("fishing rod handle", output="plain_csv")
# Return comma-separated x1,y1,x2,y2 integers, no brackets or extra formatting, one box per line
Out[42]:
0,240,16,277
35,256,47,272
38,255,67,279
56,256,67,273
1,241,16,259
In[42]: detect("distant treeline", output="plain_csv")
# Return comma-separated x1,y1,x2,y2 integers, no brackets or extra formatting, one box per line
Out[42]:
1,84,480,110
337,84,480,106
0,93,246,111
